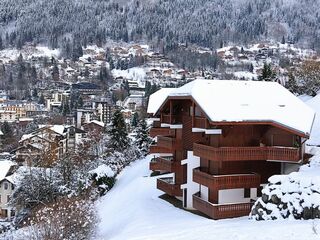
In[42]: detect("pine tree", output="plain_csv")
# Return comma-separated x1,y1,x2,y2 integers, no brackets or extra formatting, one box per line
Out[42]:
285,72,299,94
78,97,83,108
248,63,254,73
52,63,60,81
1,121,12,138
30,66,37,83
61,101,70,116
258,63,276,81
134,118,152,156
38,94,45,104
32,88,38,98
0,36,3,50
131,112,139,127
108,109,129,151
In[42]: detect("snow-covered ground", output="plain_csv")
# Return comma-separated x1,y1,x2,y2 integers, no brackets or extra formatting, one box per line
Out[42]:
233,71,257,80
112,67,146,87
0,45,60,62
96,156,320,240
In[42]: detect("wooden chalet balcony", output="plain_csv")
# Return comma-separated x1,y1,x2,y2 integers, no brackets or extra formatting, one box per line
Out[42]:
193,192,254,219
161,114,182,124
157,177,183,197
150,157,175,172
193,168,260,190
150,127,175,138
193,143,300,162
193,116,209,129
152,120,161,128
157,136,182,150
149,145,172,154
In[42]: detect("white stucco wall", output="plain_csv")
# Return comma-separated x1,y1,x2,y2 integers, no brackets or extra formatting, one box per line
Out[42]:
200,185,209,201
218,188,258,204
181,151,200,209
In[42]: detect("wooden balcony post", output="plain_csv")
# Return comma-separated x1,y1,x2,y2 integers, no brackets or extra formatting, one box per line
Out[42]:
192,101,195,127
209,188,218,204
169,100,173,124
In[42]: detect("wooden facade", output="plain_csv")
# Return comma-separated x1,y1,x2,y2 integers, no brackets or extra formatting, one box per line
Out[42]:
149,97,305,219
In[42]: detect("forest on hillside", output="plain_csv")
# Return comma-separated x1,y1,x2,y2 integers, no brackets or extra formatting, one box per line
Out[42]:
0,0,319,52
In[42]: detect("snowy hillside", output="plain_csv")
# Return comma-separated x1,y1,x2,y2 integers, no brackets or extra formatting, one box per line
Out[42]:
0,46,60,63
306,95,320,146
96,156,320,240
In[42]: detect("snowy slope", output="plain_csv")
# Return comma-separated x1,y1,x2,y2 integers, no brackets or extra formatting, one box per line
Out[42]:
96,156,320,240
306,94,320,146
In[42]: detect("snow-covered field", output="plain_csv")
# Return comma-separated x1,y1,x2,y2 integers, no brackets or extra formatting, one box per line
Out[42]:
0,46,60,63
112,67,146,87
96,156,320,240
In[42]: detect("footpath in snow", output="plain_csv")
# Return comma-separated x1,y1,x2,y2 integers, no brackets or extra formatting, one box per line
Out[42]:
96,156,320,240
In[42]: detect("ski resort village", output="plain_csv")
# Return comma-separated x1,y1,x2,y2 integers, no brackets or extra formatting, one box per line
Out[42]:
0,38,319,239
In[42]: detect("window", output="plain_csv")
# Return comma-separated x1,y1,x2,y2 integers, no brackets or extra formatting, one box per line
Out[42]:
189,106,193,116
244,188,251,198
7,195,10,203
11,184,14,190
4,182,8,190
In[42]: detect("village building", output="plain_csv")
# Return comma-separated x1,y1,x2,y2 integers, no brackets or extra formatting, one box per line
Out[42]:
14,125,67,166
0,160,17,220
0,110,17,123
147,79,315,219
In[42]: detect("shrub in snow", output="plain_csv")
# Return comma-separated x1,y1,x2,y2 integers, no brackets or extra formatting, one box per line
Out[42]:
102,146,141,174
10,167,62,210
89,165,116,196
251,153,320,220
24,197,96,240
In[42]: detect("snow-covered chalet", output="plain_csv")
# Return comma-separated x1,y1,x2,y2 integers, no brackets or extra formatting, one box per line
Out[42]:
147,79,315,219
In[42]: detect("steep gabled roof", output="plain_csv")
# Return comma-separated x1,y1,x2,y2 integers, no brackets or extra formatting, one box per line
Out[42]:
147,88,174,114
0,160,16,182
148,79,315,137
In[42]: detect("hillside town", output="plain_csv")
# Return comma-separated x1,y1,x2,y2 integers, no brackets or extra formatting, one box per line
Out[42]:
0,38,319,239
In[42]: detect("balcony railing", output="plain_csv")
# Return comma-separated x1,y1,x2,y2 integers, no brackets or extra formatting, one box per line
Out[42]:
149,145,173,154
193,116,208,129
193,143,300,162
193,192,254,219
150,128,175,138
161,114,182,124
157,177,183,197
150,157,175,172
193,168,261,190
158,136,182,150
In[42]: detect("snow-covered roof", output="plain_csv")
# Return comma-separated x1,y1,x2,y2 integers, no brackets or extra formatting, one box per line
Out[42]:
147,88,174,114
0,160,16,182
38,125,65,135
148,79,315,136
89,120,105,127
20,125,66,142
